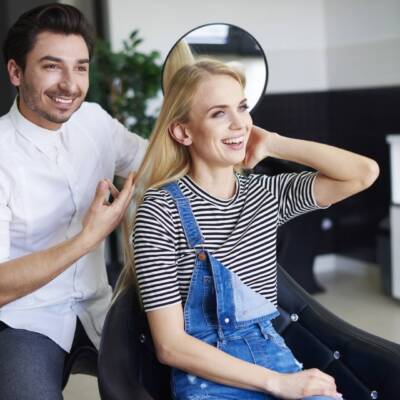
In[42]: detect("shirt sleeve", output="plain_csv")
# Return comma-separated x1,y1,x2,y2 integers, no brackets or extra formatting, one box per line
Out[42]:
84,102,148,179
254,171,329,227
0,168,12,262
133,192,182,312
110,117,148,178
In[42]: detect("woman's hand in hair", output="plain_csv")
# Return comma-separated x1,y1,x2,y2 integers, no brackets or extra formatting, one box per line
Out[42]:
80,171,136,252
266,368,343,399
243,126,277,169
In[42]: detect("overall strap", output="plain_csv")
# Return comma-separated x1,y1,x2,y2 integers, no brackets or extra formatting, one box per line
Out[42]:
162,182,204,249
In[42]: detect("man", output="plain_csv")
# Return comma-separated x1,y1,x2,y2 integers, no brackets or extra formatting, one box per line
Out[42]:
0,4,146,399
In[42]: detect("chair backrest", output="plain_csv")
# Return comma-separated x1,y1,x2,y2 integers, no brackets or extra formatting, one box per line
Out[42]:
275,266,400,400
98,288,170,400
98,265,400,400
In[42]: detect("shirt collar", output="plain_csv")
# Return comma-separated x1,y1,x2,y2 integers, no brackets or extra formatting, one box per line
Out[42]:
9,97,65,156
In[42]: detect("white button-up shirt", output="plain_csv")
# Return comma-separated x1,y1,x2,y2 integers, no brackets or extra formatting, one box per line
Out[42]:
0,99,147,352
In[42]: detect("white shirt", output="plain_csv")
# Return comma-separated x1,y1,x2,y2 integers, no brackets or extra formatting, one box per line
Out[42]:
0,99,147,352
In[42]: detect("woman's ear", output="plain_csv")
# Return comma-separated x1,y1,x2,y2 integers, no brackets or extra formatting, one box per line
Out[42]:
169,122,193,146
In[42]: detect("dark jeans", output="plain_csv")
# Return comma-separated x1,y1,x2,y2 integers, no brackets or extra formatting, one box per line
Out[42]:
0,318,94,400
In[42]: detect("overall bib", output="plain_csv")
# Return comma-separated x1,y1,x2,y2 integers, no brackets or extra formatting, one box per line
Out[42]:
164,182,336,400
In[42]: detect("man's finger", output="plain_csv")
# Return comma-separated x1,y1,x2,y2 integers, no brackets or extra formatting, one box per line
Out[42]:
112,172,136,207
105,179,120,199
93,180,110,208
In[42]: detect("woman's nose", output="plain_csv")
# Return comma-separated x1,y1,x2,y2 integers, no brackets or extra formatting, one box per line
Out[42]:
230,112,245,130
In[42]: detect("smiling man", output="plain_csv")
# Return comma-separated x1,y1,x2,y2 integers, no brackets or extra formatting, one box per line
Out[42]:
0,4,146,399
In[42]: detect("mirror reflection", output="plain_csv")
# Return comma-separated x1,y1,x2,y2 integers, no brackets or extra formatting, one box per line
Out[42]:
162,23,268,111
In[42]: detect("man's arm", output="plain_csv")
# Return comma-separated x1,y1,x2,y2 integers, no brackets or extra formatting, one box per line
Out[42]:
0,173,135,307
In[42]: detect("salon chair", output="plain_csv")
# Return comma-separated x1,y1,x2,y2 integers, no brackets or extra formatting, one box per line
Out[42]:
98,264,400,400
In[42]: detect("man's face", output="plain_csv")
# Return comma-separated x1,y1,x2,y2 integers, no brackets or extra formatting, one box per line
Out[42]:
9,31,90,130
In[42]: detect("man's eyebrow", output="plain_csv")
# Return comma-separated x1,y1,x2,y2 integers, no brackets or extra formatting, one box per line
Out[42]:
206,98,248,113
39,56,90,64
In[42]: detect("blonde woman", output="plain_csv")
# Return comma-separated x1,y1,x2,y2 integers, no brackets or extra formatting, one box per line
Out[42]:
118,59,379,399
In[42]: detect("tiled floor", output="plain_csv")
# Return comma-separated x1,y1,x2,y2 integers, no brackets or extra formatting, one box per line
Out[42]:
313,254,400,344
63,254,400,399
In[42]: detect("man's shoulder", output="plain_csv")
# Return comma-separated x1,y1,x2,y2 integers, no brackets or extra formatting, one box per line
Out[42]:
71,101,112,127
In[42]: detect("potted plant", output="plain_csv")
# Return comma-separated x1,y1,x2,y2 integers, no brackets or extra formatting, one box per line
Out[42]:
87,30,162,138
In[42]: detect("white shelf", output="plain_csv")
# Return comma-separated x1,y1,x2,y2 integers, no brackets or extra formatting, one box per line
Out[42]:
387,134,400,205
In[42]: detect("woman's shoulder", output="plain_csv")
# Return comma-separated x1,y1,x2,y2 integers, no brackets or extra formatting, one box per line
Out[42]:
139,184,179,215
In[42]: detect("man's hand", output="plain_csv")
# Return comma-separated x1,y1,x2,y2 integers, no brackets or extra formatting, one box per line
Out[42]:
81,172,136,251
243,126,277,169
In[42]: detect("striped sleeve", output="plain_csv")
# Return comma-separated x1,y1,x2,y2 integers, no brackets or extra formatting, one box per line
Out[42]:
255,171,328,226
133,191,182,311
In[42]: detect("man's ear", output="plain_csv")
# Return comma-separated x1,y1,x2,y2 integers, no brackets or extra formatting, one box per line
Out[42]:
7,59,22,87
169,122,193,146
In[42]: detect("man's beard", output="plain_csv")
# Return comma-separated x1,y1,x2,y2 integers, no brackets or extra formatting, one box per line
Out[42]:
20,81,84,125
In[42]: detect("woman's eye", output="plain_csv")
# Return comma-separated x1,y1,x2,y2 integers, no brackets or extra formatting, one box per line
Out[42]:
239,104,249,112
211,110,225,118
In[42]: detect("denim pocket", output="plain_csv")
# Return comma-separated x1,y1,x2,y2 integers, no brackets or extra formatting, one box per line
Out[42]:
202,275,218,327
243,331,303,373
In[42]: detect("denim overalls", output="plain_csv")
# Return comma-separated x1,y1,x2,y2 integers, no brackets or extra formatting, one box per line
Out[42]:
164,182,337,400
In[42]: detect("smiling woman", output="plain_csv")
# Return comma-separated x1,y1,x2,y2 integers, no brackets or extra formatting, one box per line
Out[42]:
111,56,380,399
168,72,252,198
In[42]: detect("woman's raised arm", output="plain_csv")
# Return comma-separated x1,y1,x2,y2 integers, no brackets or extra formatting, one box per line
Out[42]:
244,127,379,207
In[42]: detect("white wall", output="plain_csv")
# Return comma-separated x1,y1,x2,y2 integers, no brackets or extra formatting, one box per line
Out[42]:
106,0,400,93
106,0,328,93
324,0,400,89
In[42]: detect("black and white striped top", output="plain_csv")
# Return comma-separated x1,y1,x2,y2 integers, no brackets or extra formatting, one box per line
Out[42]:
133,171,325,312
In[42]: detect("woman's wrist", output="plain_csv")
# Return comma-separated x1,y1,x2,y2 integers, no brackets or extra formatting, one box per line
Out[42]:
262,130,282,159
262,368,280,394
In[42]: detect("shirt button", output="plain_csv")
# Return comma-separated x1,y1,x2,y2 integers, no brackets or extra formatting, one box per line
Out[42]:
224,317,230,324
198,252,206,261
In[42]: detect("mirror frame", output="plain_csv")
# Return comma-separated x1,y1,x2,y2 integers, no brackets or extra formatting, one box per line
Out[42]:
161,22,268,113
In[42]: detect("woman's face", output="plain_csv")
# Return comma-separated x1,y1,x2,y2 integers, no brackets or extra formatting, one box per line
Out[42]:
183,74,253,169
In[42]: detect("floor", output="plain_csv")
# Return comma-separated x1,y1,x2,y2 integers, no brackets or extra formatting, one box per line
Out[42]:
63,254,400,399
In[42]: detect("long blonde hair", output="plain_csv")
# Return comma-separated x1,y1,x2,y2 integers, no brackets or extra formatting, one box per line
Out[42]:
114,59,245,302
162,39,195,93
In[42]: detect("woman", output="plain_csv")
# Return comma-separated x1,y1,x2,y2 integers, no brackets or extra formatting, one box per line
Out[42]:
117,59,379,399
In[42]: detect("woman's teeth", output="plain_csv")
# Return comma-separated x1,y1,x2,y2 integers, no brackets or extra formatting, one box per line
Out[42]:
222,136,243,145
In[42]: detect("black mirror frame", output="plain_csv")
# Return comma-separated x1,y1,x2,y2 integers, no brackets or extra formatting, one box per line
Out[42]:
161,22,268,114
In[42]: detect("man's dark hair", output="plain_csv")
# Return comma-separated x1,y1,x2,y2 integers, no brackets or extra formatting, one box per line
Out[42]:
2,3,95,70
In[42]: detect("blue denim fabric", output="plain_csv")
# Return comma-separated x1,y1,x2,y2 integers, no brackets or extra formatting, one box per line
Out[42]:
163,182,336,400
0,322,65,400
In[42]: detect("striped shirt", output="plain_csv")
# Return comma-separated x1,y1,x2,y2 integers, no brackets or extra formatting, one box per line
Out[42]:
133,171,325,312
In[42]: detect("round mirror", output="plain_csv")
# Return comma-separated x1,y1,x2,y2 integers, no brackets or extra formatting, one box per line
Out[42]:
162,23,268,112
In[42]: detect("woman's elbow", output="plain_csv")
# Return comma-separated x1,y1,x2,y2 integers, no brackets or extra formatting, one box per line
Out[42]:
360,159,380,189
155,341,180,366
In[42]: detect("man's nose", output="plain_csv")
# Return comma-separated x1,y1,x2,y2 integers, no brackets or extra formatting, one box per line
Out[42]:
58,69,77,93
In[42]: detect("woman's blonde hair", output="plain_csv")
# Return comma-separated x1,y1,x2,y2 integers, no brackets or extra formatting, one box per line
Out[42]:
113,59,245,302
162,39,195,93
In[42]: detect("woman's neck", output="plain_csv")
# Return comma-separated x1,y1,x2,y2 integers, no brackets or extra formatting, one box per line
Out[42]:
188,165,237,200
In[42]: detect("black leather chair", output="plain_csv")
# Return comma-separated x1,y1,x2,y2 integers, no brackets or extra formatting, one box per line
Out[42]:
98,265,400,400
